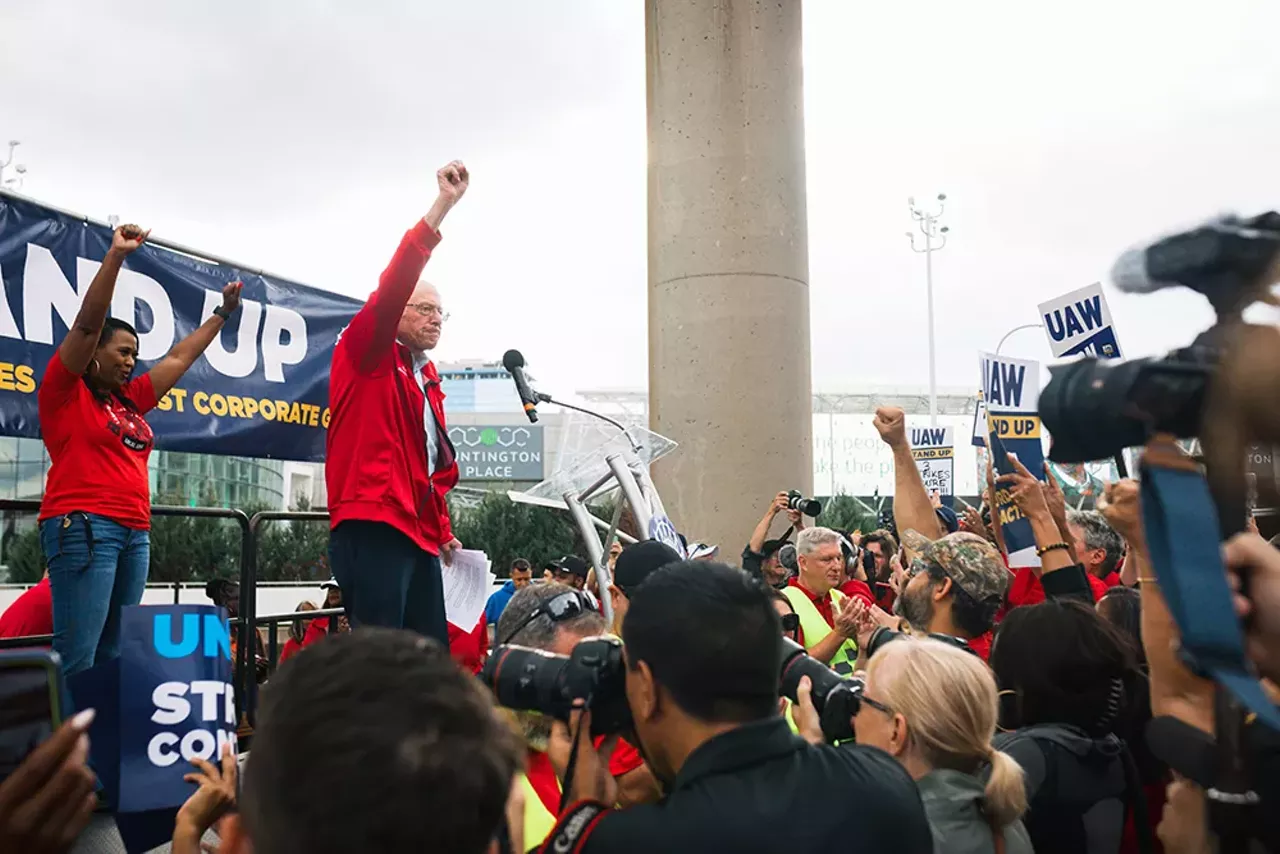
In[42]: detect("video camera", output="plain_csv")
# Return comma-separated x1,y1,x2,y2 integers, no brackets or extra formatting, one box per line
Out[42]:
1040,212,1280,850
1042,212,1280,476
481,636,863,745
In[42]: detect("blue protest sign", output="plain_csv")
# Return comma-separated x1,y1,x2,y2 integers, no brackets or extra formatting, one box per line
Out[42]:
0,193,362,461
117,605,236,814
980,352,1045,568
1036,283,1123,359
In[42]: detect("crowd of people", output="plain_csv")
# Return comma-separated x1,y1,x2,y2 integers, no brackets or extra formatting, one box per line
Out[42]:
2,161,1279,854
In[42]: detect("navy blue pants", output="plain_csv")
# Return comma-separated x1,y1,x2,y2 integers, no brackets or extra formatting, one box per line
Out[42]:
328,520,448,646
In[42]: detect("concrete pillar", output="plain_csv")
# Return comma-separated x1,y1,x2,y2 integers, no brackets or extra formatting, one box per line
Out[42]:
646,0,813,554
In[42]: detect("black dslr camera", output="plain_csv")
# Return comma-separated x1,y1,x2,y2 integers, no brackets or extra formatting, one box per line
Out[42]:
481,637,633,738
787,490,822,517
1041,212,1280,467
482,636,864,744
778,637,864,743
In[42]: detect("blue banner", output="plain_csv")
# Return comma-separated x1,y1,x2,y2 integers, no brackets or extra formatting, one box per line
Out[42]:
0,193,362,461
980,352,1045,568
117,604,236,814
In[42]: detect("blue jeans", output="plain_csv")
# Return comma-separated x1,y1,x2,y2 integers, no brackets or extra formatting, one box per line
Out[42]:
40,512,150,677
329,520,448,645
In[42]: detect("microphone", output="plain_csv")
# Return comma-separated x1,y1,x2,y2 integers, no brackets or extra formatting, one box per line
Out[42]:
502,349,540,424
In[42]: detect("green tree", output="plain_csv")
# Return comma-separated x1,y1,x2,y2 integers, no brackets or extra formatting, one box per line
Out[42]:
814,494,880,536
255,499,330,582
148,492,244,584
448,493,578,577
3,526,45,584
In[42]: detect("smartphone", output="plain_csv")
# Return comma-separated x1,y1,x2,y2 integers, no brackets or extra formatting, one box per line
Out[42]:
0,650,65,783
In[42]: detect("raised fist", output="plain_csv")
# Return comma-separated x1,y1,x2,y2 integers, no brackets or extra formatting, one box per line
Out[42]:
437,160,469,204
872,407,908,449
111,223,149,255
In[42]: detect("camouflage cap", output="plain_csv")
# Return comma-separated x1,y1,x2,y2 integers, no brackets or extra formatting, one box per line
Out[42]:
900,529,1009,604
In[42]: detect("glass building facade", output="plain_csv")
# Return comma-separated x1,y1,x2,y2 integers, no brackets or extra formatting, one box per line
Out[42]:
0,436,284,515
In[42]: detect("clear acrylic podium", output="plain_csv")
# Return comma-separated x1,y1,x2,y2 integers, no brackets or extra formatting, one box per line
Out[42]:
508,417,680,625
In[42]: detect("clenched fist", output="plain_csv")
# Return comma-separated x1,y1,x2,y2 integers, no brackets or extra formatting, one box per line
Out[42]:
872,407,908,449
437,160,469,205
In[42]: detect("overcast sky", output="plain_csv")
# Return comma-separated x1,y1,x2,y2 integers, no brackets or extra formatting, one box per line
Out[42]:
3,0,1278,399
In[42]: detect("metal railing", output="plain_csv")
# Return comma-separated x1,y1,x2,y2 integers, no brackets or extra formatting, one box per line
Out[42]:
0,498,340,723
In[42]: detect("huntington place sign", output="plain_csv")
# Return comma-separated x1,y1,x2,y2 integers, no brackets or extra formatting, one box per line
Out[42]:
447,425,545,482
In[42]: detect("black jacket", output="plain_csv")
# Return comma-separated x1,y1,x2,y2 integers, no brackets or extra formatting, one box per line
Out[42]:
539,718,934,853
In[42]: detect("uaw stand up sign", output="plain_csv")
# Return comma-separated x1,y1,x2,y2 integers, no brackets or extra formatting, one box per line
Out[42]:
910,425,955,506
980,352,1045,568
68,604,235,854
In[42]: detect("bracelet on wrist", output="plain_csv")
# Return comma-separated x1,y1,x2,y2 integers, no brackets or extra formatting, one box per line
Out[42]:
212,305,233,321
1035,542,1070,557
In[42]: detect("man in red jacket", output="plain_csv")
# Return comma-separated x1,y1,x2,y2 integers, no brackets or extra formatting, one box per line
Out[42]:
325,161,469,644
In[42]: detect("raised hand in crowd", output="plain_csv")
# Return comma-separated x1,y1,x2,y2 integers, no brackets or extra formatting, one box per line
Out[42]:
997,453,1074,575
173,743,238,854
1096,478,1146,554
961,505,990,541
832,594,864,642
422,160,470,231
1040,463,1079,562
873,406,943,547
1224,530,1280,685
220,280,243,316
886,550,907,598
871,406,908,449
112,222,150,255
0,709,97,854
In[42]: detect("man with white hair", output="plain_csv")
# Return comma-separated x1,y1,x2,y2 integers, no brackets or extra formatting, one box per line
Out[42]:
324,161,469,643
782,527,861,676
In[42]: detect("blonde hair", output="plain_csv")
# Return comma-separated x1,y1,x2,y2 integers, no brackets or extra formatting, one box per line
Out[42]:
868,638,1028,829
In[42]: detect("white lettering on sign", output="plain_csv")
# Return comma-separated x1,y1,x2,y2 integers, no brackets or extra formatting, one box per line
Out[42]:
979,352,1040,414
3,243,308,382
1036,283,1121,359
147,679,238,768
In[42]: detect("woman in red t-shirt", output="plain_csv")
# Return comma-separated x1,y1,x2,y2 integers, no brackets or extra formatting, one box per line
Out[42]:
37,224,243,676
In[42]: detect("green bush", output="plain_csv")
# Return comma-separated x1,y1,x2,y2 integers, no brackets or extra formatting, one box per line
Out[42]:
448,492,579,577
3,525,45,584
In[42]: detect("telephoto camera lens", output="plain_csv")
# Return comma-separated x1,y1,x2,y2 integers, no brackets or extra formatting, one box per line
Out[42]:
480,636,633,738
778,637,863,743
786,490,823,517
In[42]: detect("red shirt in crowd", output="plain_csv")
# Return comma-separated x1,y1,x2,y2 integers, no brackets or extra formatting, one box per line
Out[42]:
37,351,157,529
524,737,646,817
967,631,992,662
0,577,53,640
837,579,875,608
1006,566,1107,610
447,617,489,675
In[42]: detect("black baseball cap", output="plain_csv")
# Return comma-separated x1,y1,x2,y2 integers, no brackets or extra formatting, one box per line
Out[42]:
549,555,590,578
613,541,683,594
761,538,789,558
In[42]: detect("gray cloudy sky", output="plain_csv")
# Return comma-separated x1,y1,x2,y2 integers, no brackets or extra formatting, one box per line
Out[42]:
3,0,1278,398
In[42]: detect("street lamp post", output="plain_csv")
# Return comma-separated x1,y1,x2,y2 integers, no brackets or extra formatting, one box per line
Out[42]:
996,323,1044,356
907,194,949,427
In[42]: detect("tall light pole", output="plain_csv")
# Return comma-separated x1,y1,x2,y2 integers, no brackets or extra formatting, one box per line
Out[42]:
996,323,1043,355
907,193,949,427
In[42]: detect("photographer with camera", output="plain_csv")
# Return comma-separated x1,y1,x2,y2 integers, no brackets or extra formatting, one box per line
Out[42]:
781,527,862,675
791,637,1033,854
491,583,658,846
531,561,932,853
743,491,812,589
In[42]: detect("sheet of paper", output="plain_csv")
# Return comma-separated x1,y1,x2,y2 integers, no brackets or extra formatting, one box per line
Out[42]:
442,548,495,630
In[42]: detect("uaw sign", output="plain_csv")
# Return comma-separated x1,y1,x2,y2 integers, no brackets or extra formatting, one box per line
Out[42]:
1037,283,1123,359
910,425,955,501
448,424,545,481
980,351,1045,568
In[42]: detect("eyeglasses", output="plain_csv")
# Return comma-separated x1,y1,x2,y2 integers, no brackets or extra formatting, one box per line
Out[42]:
860,694,894,716
407,302,451,322
499,590,591,646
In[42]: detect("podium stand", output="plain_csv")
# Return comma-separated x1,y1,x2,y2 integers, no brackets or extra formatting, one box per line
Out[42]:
509,416,681,624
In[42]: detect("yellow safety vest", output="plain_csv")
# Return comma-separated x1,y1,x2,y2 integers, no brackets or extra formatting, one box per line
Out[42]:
518,771,558,851
782,585,858,676
782,698,800,734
